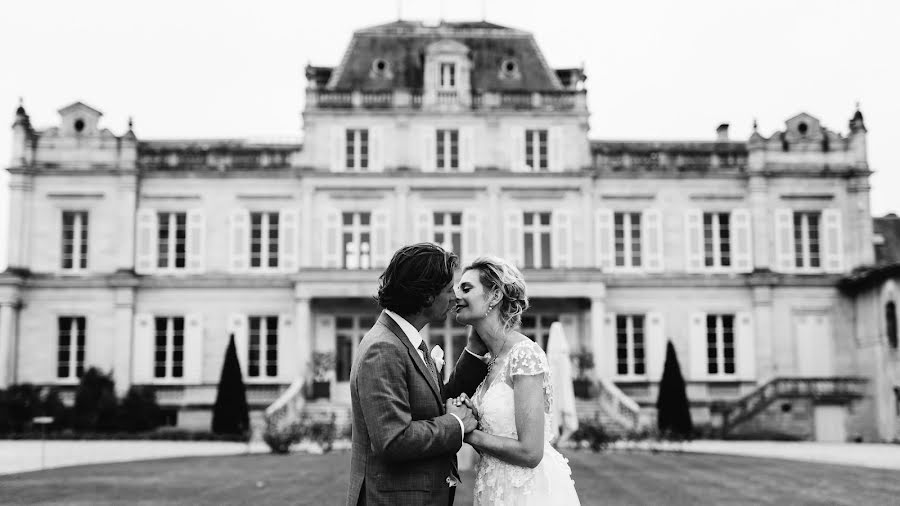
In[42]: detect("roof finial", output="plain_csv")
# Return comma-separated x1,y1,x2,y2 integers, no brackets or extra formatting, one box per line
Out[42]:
128,116,134,130
752,118,758,131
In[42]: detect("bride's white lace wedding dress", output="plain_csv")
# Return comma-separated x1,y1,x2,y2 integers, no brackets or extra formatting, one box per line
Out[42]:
471,339,581,505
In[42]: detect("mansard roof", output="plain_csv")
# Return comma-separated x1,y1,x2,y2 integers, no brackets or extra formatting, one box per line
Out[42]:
326,20,563,91
591,139,748,155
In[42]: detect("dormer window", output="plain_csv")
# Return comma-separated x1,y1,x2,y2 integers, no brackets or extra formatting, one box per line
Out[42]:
439,63,456,89
370,58,392,79
798,122,808,136
499,59,520,80
74,119,85,133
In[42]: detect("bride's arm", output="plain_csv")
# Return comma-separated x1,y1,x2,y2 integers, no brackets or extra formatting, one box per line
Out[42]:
463,373,545,468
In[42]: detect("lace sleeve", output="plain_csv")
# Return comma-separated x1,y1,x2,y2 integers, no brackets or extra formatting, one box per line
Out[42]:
507,341,549,377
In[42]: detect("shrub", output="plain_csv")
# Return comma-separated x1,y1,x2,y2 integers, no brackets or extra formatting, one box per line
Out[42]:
571,416,613,452
2,384,40,433
211,334,250,439
118,386,161,433
263,414,340,454
73,368,118,432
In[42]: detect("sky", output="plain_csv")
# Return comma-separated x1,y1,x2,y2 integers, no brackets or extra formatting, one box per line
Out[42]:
1,0,898,268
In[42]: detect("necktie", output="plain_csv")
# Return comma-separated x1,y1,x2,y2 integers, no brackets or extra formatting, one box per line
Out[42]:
417,341,439,384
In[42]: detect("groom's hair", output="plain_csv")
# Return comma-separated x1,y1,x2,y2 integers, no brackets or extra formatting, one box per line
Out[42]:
376,243,459,316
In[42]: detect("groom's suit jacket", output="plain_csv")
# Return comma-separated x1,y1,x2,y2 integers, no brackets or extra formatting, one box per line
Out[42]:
347,311,487,506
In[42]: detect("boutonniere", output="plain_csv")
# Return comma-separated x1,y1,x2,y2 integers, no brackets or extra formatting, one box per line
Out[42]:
430,345,445,371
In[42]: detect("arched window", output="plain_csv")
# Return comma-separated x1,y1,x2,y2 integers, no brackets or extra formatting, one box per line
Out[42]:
886,301,898,349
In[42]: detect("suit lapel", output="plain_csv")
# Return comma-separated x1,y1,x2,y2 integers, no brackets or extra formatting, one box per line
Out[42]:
376,312,443,407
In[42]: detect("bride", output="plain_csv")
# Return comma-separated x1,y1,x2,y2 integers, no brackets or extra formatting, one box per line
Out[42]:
452,256,581,506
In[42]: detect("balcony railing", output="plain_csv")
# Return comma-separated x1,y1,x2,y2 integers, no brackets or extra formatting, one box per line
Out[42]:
720,376,867,434
306,89,586,112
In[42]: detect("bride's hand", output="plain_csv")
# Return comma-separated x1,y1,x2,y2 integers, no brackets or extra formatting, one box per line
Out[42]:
466,326,488,356
454,393,478,420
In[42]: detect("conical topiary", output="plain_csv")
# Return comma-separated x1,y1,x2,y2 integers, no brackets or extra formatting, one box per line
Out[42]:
655,340,693,440
211,334,250,437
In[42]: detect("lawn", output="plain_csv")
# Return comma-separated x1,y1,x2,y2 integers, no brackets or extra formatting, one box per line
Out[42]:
2,449,899,505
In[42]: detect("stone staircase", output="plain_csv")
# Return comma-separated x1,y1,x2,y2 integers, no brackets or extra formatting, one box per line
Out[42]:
263,380,352,437
574,378,642,436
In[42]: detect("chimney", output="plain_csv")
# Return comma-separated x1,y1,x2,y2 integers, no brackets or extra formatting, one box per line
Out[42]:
716,123,730,141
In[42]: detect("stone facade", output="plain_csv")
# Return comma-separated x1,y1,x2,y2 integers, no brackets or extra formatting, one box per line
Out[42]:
1,20,895,441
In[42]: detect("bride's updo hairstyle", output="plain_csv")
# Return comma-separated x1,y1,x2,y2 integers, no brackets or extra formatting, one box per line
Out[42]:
464,256,530,333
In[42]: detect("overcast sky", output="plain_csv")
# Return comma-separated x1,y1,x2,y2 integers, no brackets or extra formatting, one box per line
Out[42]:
1,0,897,268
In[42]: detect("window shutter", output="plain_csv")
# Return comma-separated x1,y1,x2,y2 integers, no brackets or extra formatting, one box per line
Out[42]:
503,208,524,267
369,127,384,172
688,312,707,381
773,208,795,272
278,313,295,382
595,209,614,269
509,127,525,172
371,209,392,268
463,209,483,265
600,312,616,378
735,311,756,382
229,209,249,273
822,209,844,273
331,127,345,172
184,313,204,384
421,128,436,172
460,126,475,172
279,209,300,273
552,209,573,268
646,312,666,381
642,208,664,272
135,208,157,274
322,208,342,268
228,313,249,376
415,209,434,243
549,126,564,172
731,208,753,273
132,313,154,383
186,209,206,274
684,209,703,272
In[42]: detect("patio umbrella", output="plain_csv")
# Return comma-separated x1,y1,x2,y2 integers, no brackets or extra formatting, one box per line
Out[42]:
547,322,579,445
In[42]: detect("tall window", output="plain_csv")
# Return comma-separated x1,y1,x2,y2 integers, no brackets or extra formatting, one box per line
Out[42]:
439,63,456,89
616,315,646,377
434,212,462,254
345,129,369,170
248,316,278,378
157,212,187,270
57,316,86,379
794,211,821,269
525,129,548,171
61,211,89,270
703,212,731,268
886,301,898,349
250,212,279,269
436,129,459,171
342,212,372,269
614,212,642,268
336,315,376,381
154,317,184,379
523,212,551,269
706,314,735,376
429,317,469,381
520,314,559,349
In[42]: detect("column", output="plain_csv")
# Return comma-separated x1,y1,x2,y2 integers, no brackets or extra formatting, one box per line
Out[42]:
115,175,138,271
0,302,18,388
299,182,314,268
294,295,312,380
849,177,874,266
6,174,30,269
590,296,607,380
749,175,769,270
112,285,135,395
751,285,774,380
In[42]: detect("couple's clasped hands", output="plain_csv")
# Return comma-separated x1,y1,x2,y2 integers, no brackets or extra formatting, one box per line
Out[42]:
446,393,478,434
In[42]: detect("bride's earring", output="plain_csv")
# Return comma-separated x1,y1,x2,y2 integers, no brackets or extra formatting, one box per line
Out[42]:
484,303,494,317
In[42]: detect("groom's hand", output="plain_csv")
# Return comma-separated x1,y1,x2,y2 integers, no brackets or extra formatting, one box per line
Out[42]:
447,400,477,433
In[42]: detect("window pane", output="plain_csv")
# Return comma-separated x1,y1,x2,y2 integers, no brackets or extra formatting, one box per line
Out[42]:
79,212,89,269
158,213,170,268
706,315,718,374
794,212,804,268
524,232,534,268
175,213,187,269
703,213,714,267
154,317,168,378
268,213,279,268
249,317,261,377
336,334,352,381
719,213,731,267
540,232,551,268
346,130,355,169
172,317,184,378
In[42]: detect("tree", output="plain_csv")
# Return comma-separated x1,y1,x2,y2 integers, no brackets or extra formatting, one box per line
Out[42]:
211,334,250,437
73,368,118,432
656,340,693,440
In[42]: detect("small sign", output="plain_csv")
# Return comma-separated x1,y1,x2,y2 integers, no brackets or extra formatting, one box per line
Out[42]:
32,416,54,425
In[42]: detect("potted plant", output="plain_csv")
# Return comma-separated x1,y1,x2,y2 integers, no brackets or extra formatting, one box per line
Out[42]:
310,352,335,400
571,350,594,399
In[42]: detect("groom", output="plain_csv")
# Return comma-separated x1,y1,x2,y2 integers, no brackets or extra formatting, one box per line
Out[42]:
346,243,489,506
